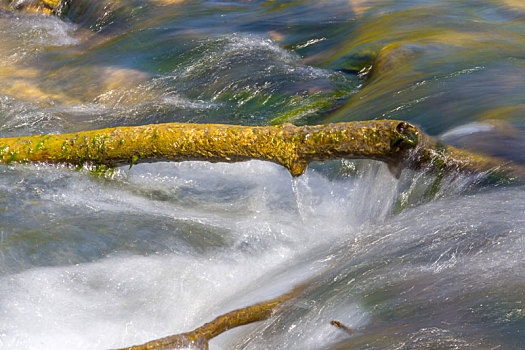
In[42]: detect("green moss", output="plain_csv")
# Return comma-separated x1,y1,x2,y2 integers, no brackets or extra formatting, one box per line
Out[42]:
6,152,18,165
89,164,115,177
0,121,519,180
129,155,139,169
270,89,351,125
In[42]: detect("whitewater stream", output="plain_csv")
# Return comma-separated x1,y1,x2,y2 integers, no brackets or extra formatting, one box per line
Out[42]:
0,0,524,349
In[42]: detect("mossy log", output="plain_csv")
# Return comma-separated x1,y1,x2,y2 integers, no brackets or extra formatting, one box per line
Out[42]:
115,285,300,350
0,120,522,178
4,0,60,14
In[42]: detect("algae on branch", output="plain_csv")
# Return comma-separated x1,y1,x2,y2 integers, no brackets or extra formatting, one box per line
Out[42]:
0,120,522,179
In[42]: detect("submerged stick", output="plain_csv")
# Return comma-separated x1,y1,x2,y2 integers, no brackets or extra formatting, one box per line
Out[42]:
115,285,300,350
331,320,354,335
0,120,521,178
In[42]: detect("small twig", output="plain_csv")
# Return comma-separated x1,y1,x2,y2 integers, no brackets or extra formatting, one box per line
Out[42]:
330,320,354,335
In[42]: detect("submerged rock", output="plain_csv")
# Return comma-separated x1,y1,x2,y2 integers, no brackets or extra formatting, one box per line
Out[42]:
441,118,525,166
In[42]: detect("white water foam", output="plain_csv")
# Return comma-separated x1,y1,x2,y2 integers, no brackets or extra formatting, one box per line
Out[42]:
0,160,400,349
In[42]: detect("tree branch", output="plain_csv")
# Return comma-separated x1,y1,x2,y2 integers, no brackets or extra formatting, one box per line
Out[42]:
114,285,300,350
0,120,521,178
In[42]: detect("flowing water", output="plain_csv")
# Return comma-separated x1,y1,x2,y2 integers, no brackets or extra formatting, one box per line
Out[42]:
1,0,524,349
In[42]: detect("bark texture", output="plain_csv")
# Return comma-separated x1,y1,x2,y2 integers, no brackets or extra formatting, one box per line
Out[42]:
0,120,521,178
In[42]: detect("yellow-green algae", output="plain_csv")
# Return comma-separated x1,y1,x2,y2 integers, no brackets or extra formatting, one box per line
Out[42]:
0,121,521,178
2,0,61,14
0,121,414,177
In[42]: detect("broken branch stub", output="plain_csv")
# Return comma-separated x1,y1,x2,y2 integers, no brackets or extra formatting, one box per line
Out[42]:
413,130,524,179
0,120,521,178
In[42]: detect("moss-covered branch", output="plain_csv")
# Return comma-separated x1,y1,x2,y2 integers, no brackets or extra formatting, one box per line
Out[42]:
0,121,415,176
0,120,522,178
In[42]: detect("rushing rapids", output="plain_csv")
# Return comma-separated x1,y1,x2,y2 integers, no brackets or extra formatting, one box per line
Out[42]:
1,0,525,349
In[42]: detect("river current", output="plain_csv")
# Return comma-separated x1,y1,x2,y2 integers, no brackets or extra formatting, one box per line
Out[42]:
0,0,524,349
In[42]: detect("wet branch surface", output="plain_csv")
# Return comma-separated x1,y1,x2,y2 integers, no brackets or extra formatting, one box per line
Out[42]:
0,120,521,178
